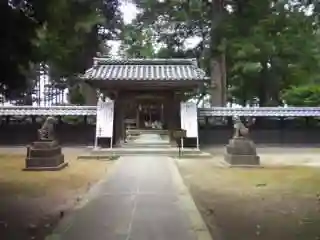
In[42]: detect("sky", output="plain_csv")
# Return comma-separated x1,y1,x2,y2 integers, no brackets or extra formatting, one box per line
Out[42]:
108,2,138,56
120,2,138,24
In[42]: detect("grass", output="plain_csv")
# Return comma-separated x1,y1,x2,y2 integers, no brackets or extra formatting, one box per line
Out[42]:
0,153,112,197
204,166,320,194
179,159,320,193
0,152,114,239
177,159,320,240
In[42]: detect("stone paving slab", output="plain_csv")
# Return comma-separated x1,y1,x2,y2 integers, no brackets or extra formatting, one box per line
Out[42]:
46,155,211,240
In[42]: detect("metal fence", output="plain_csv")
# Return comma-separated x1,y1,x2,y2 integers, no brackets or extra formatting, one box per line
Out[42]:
0,64,67,106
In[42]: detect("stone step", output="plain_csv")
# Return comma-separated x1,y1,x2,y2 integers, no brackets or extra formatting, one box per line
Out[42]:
78,153,211,159
92,148,198,154
121,143,172,148
127,129,169,136
124,132,171,148
78,147,211,159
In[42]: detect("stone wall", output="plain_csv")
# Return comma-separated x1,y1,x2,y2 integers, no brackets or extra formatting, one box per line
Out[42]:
198,128,320,146
0,120,320,146
0,124,95,146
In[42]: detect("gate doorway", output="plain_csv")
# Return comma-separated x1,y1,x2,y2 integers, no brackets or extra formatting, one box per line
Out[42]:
138,102,164,129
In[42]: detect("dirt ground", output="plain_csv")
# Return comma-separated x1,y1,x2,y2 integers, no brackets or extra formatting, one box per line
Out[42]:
0,151,113,240
203,146,320,167
177,158,320,240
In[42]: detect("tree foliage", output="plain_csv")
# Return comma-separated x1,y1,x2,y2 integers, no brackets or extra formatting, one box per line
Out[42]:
0,1,40,97
283,85,320,106
1,0,122,98
4,0,320,107
119,24,156,58
123,0,320,106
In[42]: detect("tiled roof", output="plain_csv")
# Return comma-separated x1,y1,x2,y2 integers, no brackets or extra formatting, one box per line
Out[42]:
1,106,320,116
199,107,320,117
0,106,96,116
83,58,208,81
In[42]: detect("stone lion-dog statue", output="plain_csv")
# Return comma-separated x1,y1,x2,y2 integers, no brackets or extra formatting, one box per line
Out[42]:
38,116,57,140
233,116,249,138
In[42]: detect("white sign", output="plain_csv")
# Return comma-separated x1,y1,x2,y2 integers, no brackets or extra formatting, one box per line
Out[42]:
96,100,114,138
180,102,198,138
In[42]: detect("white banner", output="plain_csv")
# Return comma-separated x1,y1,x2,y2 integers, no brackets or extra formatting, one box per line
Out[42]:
180,102,198,138
96,100,114,138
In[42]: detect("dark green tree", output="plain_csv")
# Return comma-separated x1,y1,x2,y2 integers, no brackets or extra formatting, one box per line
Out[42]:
0,1,40,98
129,0,320,106
1,0,122,101
283,84,320,106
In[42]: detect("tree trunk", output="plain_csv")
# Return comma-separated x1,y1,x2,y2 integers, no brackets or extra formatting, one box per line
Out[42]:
259,62,268,106
210,56,227,106
80,82,97,105
210,0,227,107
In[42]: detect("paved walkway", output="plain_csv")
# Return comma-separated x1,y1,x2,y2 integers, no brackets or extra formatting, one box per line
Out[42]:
46,136,211,240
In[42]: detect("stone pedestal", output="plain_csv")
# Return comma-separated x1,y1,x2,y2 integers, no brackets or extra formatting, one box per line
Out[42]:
24,140,68,171
224,137,260,166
